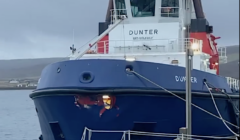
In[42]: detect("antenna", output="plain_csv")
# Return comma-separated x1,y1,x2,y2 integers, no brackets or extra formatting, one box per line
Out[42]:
73,29,75,46
70,29,76,54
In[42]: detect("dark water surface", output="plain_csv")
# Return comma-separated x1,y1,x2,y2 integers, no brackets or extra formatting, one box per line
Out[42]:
0,90,40,140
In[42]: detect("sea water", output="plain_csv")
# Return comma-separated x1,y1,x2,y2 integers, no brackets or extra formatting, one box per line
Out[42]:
0,90,40,140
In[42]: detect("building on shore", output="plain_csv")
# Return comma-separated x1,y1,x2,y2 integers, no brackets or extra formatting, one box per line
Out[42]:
8,79,38,88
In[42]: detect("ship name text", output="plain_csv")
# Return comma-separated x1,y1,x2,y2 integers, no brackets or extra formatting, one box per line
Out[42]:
175,76,197,83
129,29,158,40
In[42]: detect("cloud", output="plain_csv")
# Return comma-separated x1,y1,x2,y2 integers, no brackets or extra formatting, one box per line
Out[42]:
0,0,238,59
202,0,239,46
0,0,109,59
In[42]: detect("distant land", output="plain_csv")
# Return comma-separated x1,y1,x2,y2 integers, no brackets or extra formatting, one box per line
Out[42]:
0,57,68,80
0,45,238,81
218,45,239,79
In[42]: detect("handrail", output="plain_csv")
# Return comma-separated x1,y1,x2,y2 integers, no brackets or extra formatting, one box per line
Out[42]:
91,38,203,54
160,7,179,17
81,127,238,140
217,46,228,64
110,9,127,24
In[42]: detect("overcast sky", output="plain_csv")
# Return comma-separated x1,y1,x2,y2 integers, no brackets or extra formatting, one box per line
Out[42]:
0,0,239,59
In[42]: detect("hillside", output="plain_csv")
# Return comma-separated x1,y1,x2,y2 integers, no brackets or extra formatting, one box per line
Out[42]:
0,57,68,80
219,45,239,79
0,45,239,80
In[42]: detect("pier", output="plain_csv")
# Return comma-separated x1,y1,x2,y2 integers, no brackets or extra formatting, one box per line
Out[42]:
0,87,36,90
0,79,38,90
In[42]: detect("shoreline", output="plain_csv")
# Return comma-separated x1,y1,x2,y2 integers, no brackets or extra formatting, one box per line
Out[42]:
0,87,36,90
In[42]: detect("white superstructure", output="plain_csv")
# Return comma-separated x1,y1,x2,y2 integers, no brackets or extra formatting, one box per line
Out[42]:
69,0,239,92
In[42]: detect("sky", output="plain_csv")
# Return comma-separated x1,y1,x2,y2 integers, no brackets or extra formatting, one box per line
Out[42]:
0,0,239,59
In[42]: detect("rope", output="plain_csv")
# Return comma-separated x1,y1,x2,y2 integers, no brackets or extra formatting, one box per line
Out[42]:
204,82,239,137
126,69,239,129
206,82,239,113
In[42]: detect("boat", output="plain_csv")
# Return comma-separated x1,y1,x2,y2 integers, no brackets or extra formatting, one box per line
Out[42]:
30,0,239,140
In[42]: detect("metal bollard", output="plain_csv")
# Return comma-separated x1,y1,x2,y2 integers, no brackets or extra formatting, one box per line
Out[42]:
179,127,187,140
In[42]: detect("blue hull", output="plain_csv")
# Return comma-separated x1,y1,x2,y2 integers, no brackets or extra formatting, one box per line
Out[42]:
31,59,239,140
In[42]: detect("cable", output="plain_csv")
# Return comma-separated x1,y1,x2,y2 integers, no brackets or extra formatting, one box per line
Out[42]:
204,82,239,137
205,82,239,112
127,69,239,129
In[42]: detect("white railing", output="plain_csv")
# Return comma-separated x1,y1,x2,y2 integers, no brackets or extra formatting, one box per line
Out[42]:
160,7,179,17
111,9,127,24
80,127,238,140
86,38,202,55
218,47,228,64
226,77,239,92
71,16,126,60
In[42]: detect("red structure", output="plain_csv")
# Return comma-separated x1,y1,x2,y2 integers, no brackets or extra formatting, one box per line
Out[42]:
190,32,220,75
97,35,109,54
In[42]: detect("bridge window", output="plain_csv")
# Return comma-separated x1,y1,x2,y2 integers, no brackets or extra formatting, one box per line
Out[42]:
115,0,127,15
161,0,179,17
130,0,156,17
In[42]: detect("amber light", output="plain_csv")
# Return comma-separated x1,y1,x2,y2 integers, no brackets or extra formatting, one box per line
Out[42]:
102,95,110,99
102,95,111,109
